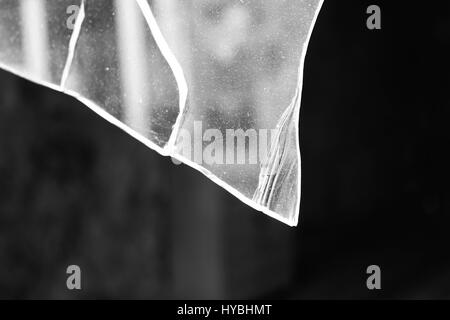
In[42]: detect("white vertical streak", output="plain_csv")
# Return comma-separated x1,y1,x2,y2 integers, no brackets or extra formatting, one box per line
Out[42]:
115,0,148,131
20,0,50,80
61,0,85,88
135,0,188,152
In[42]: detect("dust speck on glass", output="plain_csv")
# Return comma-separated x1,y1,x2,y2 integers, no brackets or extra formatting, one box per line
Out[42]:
0,0,324,226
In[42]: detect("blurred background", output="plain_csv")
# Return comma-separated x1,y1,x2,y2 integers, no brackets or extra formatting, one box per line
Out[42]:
0,0,450,299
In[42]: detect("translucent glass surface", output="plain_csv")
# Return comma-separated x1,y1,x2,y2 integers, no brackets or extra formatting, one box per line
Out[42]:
0,0,81,87
0,0,324,226
64,0,180,148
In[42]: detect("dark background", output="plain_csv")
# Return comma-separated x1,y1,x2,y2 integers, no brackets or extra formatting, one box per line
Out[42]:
0,1,449,299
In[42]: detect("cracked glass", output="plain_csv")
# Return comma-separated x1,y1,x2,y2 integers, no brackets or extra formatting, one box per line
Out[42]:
0,0,324,226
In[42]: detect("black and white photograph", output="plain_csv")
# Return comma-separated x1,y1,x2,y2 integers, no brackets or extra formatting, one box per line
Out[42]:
0,0,449,305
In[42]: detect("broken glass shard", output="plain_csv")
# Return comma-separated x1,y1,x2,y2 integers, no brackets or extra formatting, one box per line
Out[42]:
0,0,324,226
147,0,323,225
64,0,181,149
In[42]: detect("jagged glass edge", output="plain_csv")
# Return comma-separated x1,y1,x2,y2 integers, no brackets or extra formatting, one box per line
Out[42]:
0,0,324,227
